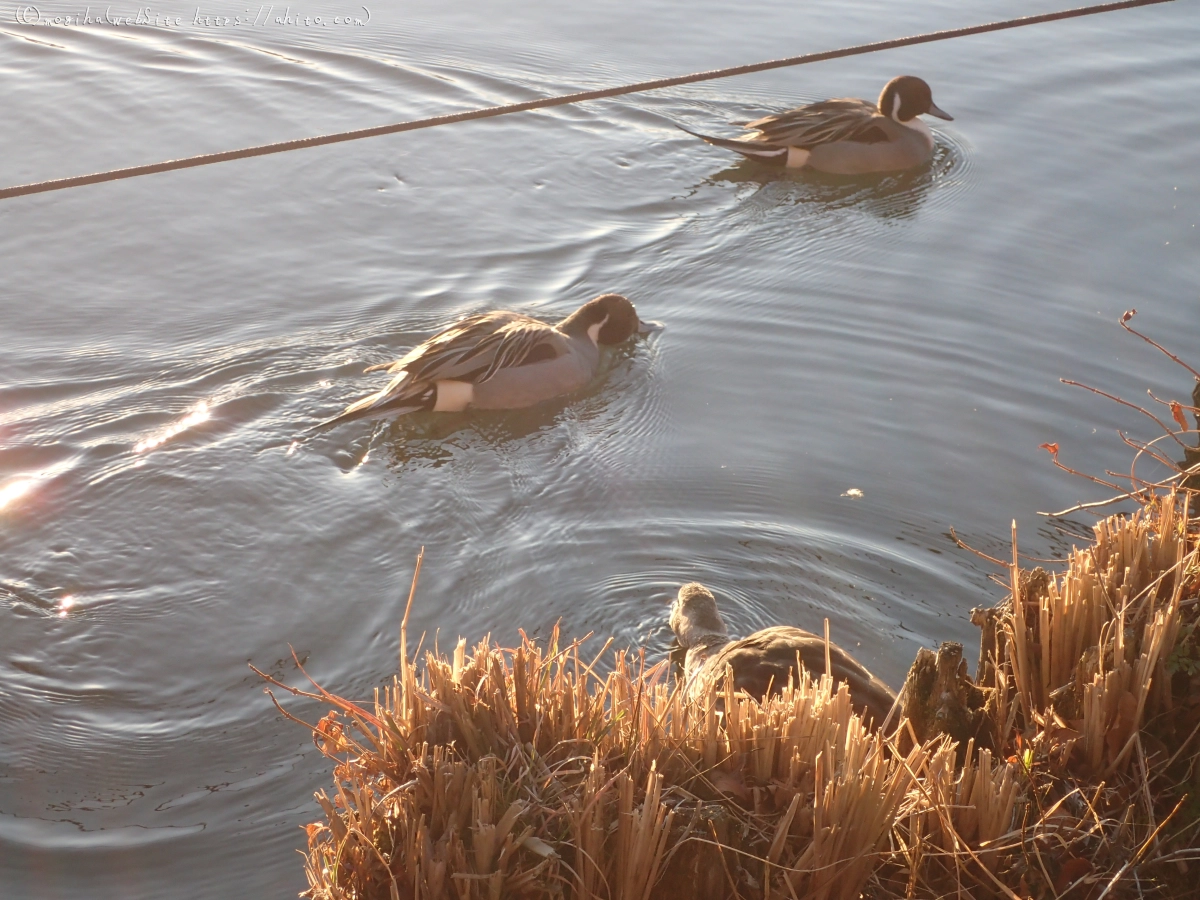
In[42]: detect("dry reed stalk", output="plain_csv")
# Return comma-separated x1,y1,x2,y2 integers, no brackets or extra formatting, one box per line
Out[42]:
916,737,1020,881
934,492,1200,900
1008,498,1191,776
279,628,939,900
782,718,925,900
270,494,1199,900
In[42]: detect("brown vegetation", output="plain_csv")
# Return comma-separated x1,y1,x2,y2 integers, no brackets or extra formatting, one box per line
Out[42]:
256,495,1200,900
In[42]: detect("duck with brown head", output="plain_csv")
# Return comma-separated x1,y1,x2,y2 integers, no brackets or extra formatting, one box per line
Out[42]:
669,583,898,729
679,75,953,174
319,293,662,427
557,292,653,346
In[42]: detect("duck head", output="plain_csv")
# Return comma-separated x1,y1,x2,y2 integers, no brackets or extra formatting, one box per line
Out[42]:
878,75,952,123
669,583,730,648
559,293,663,345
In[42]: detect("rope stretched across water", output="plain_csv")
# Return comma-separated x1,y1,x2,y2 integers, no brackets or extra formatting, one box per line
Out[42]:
0,0,1172,201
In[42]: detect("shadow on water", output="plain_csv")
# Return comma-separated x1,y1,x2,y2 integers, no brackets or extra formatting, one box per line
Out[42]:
701,141,961,221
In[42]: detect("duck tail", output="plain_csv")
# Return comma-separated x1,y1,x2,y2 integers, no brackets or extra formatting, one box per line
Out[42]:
675,123,788,164
363,360,400,374
316,382,435,429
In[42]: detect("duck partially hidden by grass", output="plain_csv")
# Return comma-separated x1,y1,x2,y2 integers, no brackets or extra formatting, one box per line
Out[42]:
679,75,952,174
321,293,661,428
669,582,897,727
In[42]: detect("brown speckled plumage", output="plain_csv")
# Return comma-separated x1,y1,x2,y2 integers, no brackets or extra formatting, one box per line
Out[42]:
669,583,897,727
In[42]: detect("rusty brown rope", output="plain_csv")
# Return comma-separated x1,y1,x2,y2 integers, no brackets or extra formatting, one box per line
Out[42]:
0,0,1173,201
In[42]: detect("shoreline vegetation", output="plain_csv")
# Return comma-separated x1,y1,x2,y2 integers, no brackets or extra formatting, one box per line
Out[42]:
259,319,1200,899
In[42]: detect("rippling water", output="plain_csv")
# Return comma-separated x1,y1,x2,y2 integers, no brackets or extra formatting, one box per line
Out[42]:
2,0,1198,895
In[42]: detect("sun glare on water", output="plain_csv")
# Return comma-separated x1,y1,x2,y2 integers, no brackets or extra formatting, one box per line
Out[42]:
133,401,211,453
0,479,36,511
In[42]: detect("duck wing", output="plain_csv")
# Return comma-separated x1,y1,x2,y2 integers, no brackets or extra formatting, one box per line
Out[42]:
323,312,565,426
365,311,563,382
743,98,890,148
704,627,897,725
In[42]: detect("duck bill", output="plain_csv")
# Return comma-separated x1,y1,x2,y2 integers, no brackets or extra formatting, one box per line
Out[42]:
926,102,953,121
637,319,665,334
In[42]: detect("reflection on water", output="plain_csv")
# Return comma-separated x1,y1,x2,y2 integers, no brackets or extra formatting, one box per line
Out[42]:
0,477,37,511
373,406,572,471
132,401,212,453
0,458,76,514
703,140,962,221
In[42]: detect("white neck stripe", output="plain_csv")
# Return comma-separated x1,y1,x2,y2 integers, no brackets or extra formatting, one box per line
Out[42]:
587,315,608,344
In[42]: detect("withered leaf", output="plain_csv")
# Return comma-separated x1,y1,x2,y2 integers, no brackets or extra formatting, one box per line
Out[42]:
1054,856,1093,892
1171,400,1188,432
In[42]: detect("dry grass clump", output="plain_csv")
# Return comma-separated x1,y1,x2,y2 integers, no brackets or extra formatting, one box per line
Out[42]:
940,494,1200,899
266,628,931,900
263,497,1200,900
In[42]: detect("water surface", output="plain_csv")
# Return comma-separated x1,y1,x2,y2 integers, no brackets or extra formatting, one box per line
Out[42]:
2,0,1198,896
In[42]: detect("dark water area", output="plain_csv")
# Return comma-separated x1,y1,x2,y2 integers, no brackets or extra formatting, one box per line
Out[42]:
2,0,1198,895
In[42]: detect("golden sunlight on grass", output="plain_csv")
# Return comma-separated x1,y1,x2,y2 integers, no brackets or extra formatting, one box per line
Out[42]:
257,493,1200,899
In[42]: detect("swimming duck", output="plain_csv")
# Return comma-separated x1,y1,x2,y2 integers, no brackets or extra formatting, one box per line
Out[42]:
669,583,897,727
321,293,660,427
680,75,952,174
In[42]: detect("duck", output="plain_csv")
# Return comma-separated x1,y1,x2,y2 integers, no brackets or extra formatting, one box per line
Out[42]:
679,75,952,174
669,582,897,727
321,293,660,427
